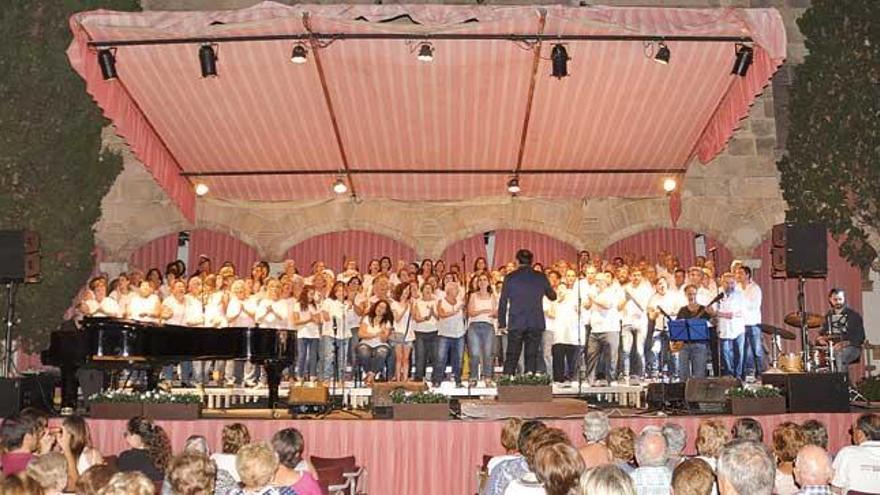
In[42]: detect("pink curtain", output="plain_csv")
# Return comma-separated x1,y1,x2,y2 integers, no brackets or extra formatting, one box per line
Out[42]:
492,230,578,268
129,230,259,275
440,234,488,270
603,228,734,270
284,231,417,274
129,232,179,272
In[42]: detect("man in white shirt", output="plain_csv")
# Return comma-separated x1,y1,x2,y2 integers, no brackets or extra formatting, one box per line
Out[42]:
736,266,763,380
689,266,720,376
647,278,685,380
716,273,746,380
620,270,654,382
832,413,880,494
585,274,622,385
631,426,672,495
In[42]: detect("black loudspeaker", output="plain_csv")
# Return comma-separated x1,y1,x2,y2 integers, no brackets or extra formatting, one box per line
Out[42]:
0,375,56,417
0,230,41,283
770,223,827,279
762,372,849,413
646,382,686,409
685,377,741,412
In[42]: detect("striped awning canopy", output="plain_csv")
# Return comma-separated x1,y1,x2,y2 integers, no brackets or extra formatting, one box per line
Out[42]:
67,2,786,220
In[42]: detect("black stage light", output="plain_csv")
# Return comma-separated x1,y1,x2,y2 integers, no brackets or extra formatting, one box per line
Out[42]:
199,44,218,78
732,44,754,77
417,43,434,62
654,42,670,64
291,44,308,64
551,44,569,79
98,49,117,80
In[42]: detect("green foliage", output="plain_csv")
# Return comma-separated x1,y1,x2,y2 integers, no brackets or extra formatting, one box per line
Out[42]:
776,0,880,268
727,385,782,399
0,0,139,352
390,389,448,404
497,373,552,386
857,376,880,401
88,390,202,404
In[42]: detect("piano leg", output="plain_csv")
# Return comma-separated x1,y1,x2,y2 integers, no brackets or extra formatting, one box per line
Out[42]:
60,365,79,410
265,362,283,409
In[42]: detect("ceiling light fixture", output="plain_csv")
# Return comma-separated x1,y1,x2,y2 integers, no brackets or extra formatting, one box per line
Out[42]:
199,44,218,78
507,176,521,195
417,42,434,62
97,49,117,80
194,182,210,196
663,177,677,193
731,44,754,77
332,177,348,194
654,42,671,65
291,44,308,64
551,44,570,79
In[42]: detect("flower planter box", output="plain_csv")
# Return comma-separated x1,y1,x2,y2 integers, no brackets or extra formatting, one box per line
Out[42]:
497,385,553,403
392,403,450,420
143,403,201,420
730,396,786,416
89,402,143,419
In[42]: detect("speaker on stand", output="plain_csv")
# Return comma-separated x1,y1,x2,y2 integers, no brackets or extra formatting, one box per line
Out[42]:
0,230,41,379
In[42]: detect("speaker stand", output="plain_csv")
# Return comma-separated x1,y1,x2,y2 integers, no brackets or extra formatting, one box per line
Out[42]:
2,282,19,379
796,276,810,372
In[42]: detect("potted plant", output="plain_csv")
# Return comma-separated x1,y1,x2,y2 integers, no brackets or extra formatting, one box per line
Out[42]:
390,389,450,420
88,390,145,419
854,377,880,409
496,374,553,403
88,390,202,420
728,385,786,416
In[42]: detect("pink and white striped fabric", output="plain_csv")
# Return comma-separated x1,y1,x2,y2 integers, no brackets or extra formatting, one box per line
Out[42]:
129,229,259,275
284,231,416,274
440,234,489,269
66,3,786,213
492,230,578,268
128,232,179,272
603,228,734,270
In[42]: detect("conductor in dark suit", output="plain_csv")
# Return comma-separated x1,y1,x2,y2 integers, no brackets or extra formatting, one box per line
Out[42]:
498,249,557,375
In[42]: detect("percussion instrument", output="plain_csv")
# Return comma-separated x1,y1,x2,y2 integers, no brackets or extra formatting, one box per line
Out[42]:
784,311,824,329
779,352,804,373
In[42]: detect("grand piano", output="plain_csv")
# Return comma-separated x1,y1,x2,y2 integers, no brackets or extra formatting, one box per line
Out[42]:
41,317,297,409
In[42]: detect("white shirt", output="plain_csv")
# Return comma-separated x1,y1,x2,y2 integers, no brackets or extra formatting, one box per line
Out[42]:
391,300,416,342
360,317,390,347
740,281,762,326
128,294,160,323
648,291,686,331
295,301,321,339
84,296,121,318
183,294,204,327
226,296,257,327
542,296,557,335
437,297,465,338
413,298,438,333
109,290,132,317
204,291,227,327
716,289,746,339
161,295,187,325
590,288,622,334
256,298,289,329
832,441,880,494
469,293,497,325
622,282,654,328
504,472,545,495
210,453,239,482
320,298,346,338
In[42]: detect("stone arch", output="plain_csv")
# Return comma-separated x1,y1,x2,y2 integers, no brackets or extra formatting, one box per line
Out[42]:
272,219,423,261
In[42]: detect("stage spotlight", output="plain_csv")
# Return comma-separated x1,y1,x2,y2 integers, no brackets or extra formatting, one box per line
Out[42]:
199,44,218,78
654,42,670,65
97,49,117,80
507,177,521,195
291,44,308,64
551,44,569,79
332,177,348,194
731,44,754,77
194,182,210,196
663,177,677,193
417,43,434,62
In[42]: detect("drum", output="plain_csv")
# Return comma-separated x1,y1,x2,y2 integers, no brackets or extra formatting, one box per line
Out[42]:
779,352,804,373
811,347,830,370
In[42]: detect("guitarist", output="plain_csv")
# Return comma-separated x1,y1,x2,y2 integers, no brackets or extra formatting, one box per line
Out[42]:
674,285,716,379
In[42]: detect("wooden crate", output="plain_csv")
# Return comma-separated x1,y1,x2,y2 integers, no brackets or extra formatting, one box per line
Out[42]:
89,403,143,419
288,384,329,405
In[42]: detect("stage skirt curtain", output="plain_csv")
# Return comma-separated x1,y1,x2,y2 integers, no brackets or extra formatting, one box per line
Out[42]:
284,230,417,274
129,229,259,276
439,234,488,271
602,228,734,271
492,230,578,268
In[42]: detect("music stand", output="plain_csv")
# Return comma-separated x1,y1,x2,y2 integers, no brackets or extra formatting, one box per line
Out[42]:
669,319,710,344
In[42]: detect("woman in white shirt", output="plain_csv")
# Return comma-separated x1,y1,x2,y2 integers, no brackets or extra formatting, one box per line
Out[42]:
108,273,132,318
293,286,322,382
80,277,121,318
361,259,381,295
337,260,360,284
184,277,212,385
467,273,497,386
390,282,417,382
319,281,348,383
225,279,257,386
356,300,393,385
345,277,367,371
412,283,439,382
160,280,189,384
432,282,465,387
127,281,160,323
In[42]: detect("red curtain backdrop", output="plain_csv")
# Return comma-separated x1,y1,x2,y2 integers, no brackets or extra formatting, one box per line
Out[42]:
284,231,417,274
440,234,489,270
128,232,179,272
492,230,579,268
603,228,734,270
129,230,259,275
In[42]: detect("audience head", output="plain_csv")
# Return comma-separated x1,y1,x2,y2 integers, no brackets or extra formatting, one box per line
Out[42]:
671,458,715,495
236,442,278,490
168,452,217,495
661,422,687,459
26,452,68,494
772,421,806,465
62,415,92,460
607,426,636,465
0,415,35,453
716,439,775,495
635,426,668,468
582,412,610,443
221,423,251,455
516,249,534,266
97,471,155,495
579,464,636,495
516,420,547,455
76,464,117,495
696,419,730,459
524,428,570,471
793,444,832,488
0,473,46,495
534,442,585,495
732,417,764,443
20,407,49,440
853,412,880,443
125,417,171,475
271,428,306,470
183,435,210,455
801,419,828,449
500,418,524,453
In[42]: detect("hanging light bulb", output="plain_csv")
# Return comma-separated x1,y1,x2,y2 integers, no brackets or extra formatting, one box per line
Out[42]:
663,177,677,193
507,177,521,195
194,182,210,196
291,44,308,64
417,43,434,62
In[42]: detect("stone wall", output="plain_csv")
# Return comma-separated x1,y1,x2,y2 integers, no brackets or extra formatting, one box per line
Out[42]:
94,0,809,262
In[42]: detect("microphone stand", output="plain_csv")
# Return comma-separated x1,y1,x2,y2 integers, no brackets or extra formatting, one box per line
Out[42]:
576,260,584,397
657,306,674,381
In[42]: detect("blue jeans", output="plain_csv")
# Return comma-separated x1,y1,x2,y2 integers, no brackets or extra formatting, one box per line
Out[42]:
743,325,764,377
678,342,709,379
467,322,495,380
414,331,438,380
433,335,465,385
721,333,746,380
648,331,676,378
321,336,350,381
297,338,320,379
356,343,390,374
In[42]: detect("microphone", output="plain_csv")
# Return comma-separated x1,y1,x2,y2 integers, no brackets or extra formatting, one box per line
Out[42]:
708,291,724,306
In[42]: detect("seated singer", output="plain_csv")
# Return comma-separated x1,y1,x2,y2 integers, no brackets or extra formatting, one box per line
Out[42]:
817,288,865,372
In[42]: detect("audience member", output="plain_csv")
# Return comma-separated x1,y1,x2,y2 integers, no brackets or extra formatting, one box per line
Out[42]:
731,417,763,443
793,444,833,495
831,413,880,494
232,442,279,495
579,464,636,495
489,418,524,474
270,428,321,495
661,423,687,471
26,452,68,495
162,435,236,495
695,420,730,471
671,458,714,495
76,464,118,495
716,440,775,495
801,420,828,450
97,471,156,495
211,423,251,482
505,428,570,495
117,417,171,482
20,407,54,456
578,412,613,469
608,426,637,474
533,442,585,495
0,415,37,476
61,415,104,489
771,422,806,495
482,420,546,495
167,452,216,495
0,473,46,495
631,426,672,495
